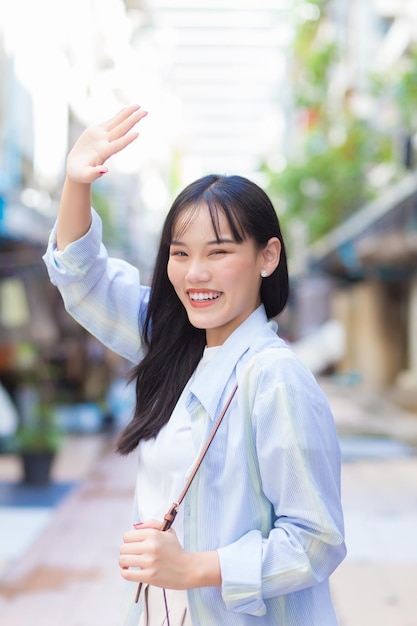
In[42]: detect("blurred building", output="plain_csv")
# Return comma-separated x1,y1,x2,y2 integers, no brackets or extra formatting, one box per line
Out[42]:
0,1,152,426
309,173,417,404
289,0,417,409
0,0,293,269
144,0,290,179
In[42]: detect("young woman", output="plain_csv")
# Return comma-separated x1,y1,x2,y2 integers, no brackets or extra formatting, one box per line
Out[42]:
43,105,346,625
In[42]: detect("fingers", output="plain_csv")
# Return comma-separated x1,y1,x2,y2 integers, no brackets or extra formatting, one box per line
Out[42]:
106,131,139,158
108,108,147,141
119,526,186,589
65,105,147,184
101,105,147,158
104,104,140,129
119,524,166,571
122,525,162,547
119,527,158,579
120,565,146,583
104,104,147,136
134,519,164,531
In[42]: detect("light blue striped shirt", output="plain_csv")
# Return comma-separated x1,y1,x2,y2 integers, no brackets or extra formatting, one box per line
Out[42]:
43,210,346,625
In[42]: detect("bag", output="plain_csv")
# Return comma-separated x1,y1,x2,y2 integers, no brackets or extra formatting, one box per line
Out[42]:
135,384,238,626
138,586,191,626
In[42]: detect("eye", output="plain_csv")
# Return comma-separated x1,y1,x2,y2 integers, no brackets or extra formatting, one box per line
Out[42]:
209,246,229,255
169,249,187,257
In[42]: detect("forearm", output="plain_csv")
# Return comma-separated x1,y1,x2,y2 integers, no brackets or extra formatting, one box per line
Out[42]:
56,177,92,250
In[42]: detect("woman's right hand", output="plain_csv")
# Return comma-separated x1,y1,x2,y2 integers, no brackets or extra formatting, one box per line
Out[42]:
66,104,147,184
56,104,147,250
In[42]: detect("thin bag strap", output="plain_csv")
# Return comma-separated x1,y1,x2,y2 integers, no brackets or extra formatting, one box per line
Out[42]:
135,383,238,605
171,382,238,516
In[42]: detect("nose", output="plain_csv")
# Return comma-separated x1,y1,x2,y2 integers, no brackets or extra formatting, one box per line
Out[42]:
185,257,211,283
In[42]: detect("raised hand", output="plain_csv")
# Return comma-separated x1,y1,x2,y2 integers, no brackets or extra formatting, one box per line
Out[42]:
56,104,147,249
66,104,147,184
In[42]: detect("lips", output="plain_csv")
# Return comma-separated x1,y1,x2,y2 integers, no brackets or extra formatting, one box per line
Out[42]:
188,291,222,302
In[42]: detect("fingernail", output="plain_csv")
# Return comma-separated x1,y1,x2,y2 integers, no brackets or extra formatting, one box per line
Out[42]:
133,522,143,528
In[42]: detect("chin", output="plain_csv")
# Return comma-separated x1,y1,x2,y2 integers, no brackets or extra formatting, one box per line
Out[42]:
186,312,217,331
186,314,207,330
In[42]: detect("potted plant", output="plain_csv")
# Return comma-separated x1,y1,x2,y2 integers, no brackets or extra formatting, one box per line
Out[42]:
15,401,62,486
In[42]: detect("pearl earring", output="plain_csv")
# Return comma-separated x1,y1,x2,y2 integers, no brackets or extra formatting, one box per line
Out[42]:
261,270,268,278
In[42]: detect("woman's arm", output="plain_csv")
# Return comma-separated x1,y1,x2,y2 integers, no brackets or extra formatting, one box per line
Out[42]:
43,106,149,362
218,352,346,613
56,104,147,250
44,213,150,363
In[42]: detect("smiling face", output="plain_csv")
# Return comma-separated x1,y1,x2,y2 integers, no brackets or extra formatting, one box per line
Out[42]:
167,204,268,347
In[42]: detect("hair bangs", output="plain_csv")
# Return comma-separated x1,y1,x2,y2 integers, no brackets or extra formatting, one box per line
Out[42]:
171,197,246,245
205,196,246,243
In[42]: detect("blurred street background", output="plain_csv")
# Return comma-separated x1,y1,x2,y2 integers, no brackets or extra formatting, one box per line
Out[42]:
0,0,417,624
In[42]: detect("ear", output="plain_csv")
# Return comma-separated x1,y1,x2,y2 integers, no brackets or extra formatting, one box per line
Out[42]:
260,237,281,275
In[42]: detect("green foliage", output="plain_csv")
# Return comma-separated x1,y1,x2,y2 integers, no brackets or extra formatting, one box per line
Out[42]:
294,41,338,112
292,1,338,118
396,63,417,132
263,0,413,243
91,188,113,243
371,45,417,133
15,403,62,453
13,354,64,454
265,117,394,241
92,187,131,251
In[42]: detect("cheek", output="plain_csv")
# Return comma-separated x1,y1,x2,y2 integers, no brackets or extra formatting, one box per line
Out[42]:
167,260,182,292
166,260,175,286
222,259,258,285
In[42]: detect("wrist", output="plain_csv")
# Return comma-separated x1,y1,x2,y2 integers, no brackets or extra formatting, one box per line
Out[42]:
56,178,92,250
185,550,221,589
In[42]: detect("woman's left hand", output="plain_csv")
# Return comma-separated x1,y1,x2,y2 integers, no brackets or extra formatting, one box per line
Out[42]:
119,520,193,590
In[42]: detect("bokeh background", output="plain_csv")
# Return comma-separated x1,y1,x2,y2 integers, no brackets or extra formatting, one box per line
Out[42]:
0,2,417,625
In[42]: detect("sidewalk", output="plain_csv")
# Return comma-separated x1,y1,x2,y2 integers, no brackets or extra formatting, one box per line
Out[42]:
0,434,137,626
0,382,417,625
324,379,417,626
320,377,417,447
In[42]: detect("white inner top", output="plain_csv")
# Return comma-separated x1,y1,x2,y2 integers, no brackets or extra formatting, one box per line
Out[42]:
135,346,219,542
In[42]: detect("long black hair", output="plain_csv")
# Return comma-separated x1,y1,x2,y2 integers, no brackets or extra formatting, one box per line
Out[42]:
117,174,289,454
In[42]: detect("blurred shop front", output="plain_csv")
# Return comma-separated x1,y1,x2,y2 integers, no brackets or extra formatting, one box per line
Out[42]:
306,172,417,410
0,201,131,449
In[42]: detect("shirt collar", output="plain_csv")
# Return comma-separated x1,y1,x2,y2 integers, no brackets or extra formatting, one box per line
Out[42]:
186,305,277,421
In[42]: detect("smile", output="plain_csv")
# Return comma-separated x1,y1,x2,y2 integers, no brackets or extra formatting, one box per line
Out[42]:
188,291,222,302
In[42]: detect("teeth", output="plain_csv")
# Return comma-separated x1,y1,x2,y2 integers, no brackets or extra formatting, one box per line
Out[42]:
189,292,221,301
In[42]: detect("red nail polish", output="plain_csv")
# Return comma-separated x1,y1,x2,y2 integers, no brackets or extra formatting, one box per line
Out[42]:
133,522,143,528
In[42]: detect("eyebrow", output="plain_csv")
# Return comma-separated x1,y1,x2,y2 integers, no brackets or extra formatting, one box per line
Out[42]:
170,238,236,246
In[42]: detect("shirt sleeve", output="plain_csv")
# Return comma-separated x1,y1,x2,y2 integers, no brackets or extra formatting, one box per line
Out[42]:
42,209,150,363
217,350,346,614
